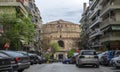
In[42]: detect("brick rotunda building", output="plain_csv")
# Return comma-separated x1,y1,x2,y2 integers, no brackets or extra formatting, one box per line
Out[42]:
42,19,81,61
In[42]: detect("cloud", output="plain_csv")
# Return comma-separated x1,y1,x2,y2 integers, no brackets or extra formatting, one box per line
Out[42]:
35,0,89,24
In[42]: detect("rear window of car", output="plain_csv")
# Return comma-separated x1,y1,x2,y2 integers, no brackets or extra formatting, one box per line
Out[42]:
0,53,9,57
3,51,24,57
17,51,28,56
81,51,96,55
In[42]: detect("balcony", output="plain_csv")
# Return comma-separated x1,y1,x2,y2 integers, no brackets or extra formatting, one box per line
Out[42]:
89,6,101,19
100,35,120,43
100,4,120,17
89,0,98,10
0,0,16,2
99,0,108,5
89,29,102,38
0,1,28,16
91,41,102,48
100,18,120,29
89,17,102,29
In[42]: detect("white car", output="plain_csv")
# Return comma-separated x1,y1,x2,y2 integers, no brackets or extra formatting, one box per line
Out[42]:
76,50,99,68
110,56,120,68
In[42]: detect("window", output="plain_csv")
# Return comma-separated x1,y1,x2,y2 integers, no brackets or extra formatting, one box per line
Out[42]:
58,40,64,47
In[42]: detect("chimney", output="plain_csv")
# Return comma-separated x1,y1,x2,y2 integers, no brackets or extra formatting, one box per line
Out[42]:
83,3,87,12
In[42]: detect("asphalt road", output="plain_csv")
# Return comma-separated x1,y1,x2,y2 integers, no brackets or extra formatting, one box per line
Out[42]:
24,63,120,72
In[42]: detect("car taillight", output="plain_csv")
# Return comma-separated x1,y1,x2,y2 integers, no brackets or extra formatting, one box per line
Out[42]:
79,56,84,58
16,57,21,62
94,56,98,58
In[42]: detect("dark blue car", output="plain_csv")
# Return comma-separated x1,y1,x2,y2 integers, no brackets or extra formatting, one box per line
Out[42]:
101,50,120,65
62,59,71,64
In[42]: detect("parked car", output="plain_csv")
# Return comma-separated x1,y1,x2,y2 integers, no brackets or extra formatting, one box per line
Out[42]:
100,50,120,66
70,55,78,64
37,55,43,64
17,51,29,57
17,51,41,65
76,50,99,68
28,53,38,65
0,50,30,72
62,58,71,64
110,55,120,68
0,52,13,72
98,52,108,65
113,50,120,57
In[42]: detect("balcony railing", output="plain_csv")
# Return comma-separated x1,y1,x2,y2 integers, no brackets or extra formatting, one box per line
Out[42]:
99,0,108,5
100,18,120,29
89,0,98,10
0,0,16,2
0,0,25,2
89,29,102,38
89,17,102,28
101,4,120,16
100,35,120,42
91,41,101,47
89,6,101,19
0,1,28,16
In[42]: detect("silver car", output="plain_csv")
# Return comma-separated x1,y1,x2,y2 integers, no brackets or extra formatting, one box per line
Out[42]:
110,56,120,69
76,50,99,68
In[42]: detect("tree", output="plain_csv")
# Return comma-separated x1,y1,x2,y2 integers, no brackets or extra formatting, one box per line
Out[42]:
67,48,76,58
49,42,60,60
0,13,35,50
49,42,60,53
16,17,35,44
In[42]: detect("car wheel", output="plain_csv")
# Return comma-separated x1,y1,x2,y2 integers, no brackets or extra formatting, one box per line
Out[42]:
76,63,78,67
95,65,99,68
31,62,33,65
116,66,120,69
78,64,81,68
8,69,14,72
18,69,24,72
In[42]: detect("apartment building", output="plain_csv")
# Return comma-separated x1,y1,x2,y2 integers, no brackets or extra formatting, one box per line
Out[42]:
100,0,120,50
80,0,120,50
80,3,91,49
88,0,102,50
27,0,43,51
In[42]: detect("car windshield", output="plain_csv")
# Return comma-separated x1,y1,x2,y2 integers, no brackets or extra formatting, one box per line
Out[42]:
82,51,96,55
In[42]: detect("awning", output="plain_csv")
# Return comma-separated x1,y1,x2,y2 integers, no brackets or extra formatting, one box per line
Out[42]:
112,26,120,30
91,45,102,48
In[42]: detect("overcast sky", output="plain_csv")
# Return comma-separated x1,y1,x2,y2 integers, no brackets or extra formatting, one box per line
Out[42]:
35,0,89,24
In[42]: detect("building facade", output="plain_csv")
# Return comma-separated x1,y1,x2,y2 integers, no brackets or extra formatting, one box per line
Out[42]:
42,20,81,60
27,0,43,52
80,0,120,51
88,0,102,50
100,0,120,50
